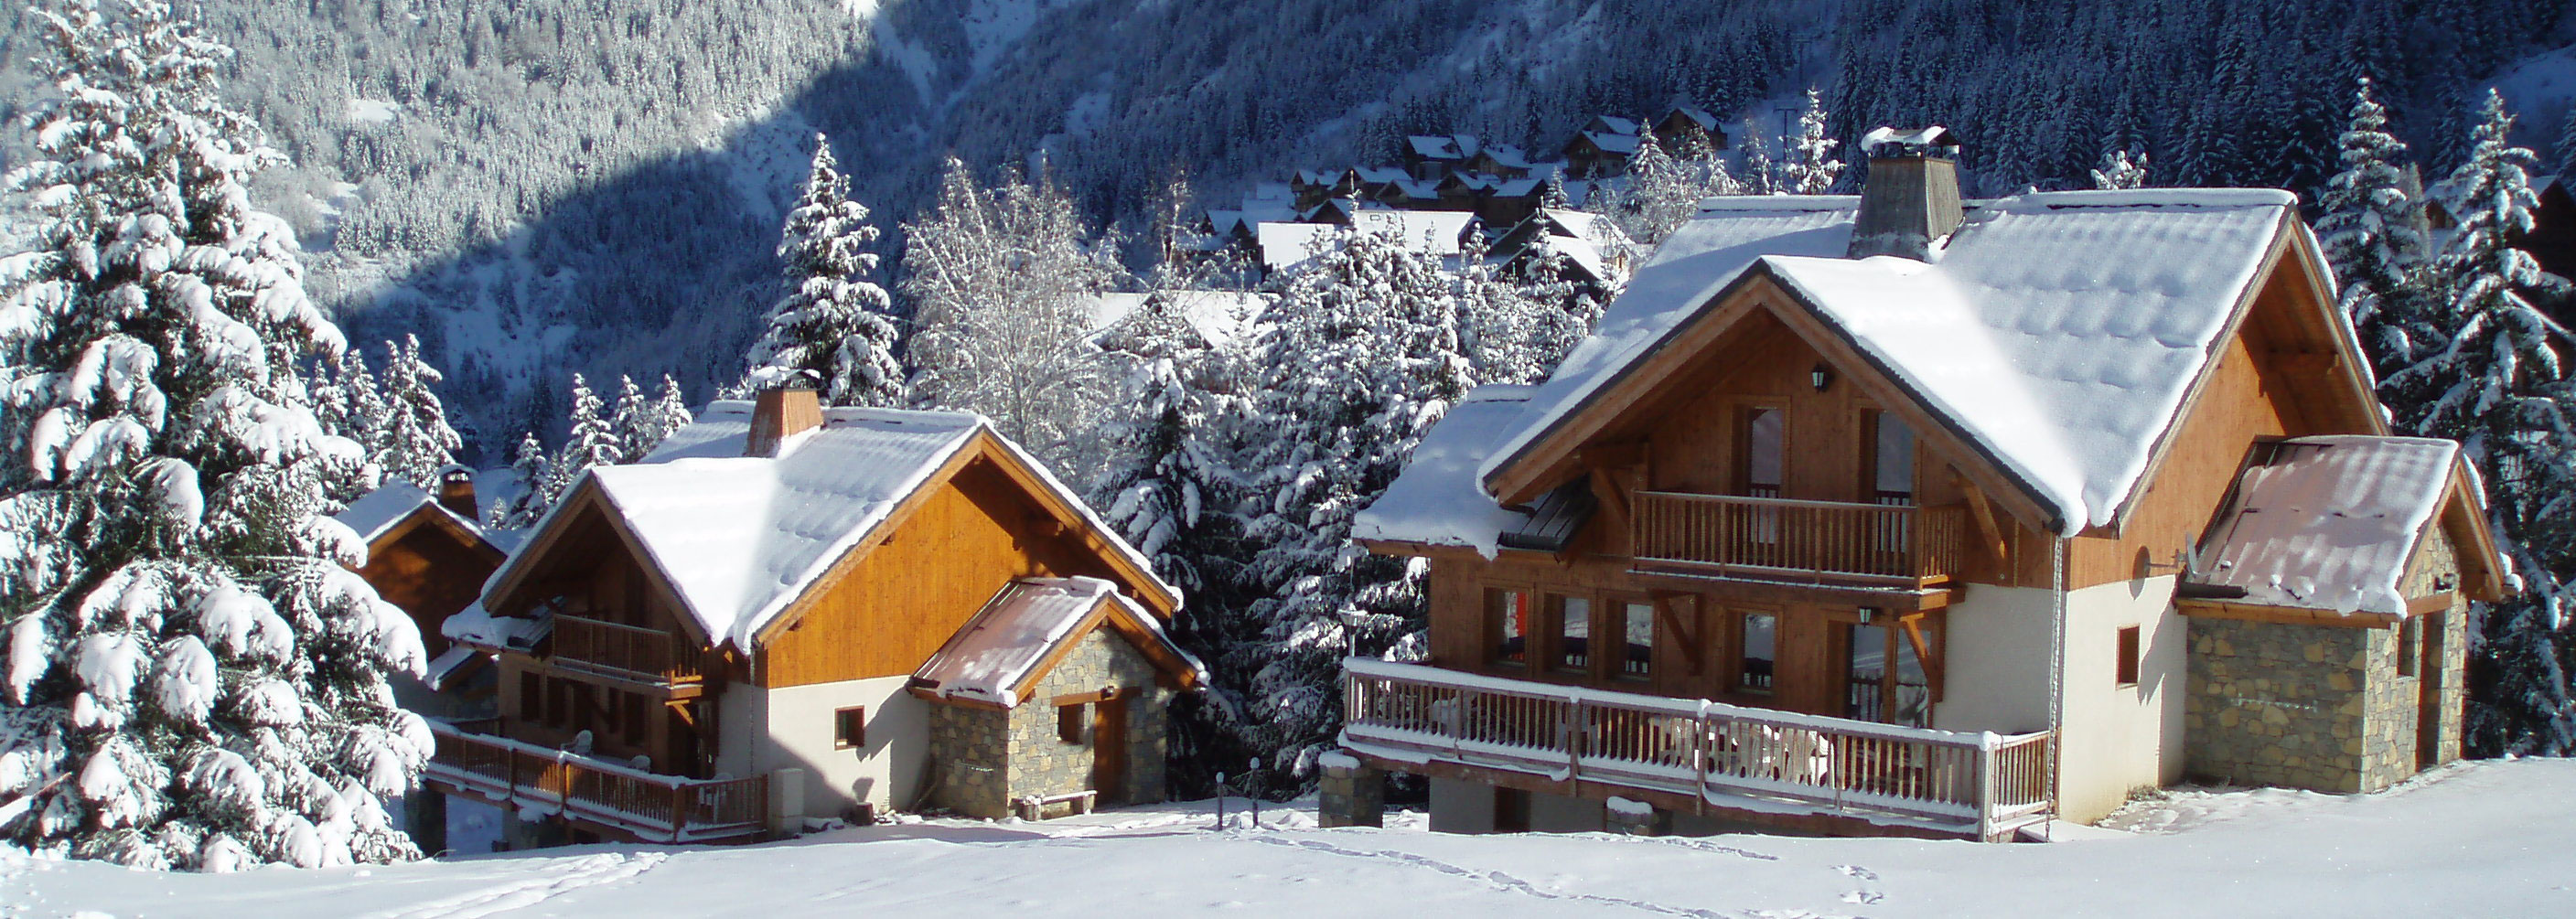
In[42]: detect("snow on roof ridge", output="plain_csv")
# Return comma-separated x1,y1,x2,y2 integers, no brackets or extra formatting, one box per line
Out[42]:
1696,195,1860,212
2001,187,2298,210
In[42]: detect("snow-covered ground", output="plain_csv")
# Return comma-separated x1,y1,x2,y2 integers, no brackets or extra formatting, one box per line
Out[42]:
5,759,2571,918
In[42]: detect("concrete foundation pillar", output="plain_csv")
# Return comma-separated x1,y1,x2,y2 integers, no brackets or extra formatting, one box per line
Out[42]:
770,767,808,836
406,789,449,855
1316,751,1385,828
1605,796,1669,837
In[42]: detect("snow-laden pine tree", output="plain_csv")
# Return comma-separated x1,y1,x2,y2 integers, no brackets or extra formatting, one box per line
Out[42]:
615,375,692,463
1090,292,1251,600
542,374,620,503
0,0,428,869
2315,77,2431,385
371,336,460,489
1737,114,1778,196
2090,149,2149,190
1456,236,1576,386
606,375,649,459
2386,90,2576,756
741,134,903,408
1234,227,1474,780
488,433,553,529
1610,126,1698,246
318,349,384,468
902,157,1119,475
1784,90,1845,195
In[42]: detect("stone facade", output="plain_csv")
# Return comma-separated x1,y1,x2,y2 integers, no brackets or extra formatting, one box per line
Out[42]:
2183,607,2463,794
1317,754,1385,828
925,626,1173,818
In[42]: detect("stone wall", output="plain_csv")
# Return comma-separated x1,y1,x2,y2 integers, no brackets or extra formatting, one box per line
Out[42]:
927,702,1014,817
924,626,1173,817
2184,615,2438,794
1008,627,1173,807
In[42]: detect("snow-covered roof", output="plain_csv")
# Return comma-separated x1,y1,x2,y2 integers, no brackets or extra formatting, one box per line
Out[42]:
1587,115,1640,136
2192,436,2457,614
1361,189,2303,550
1350,388,1541,556
1858,126,1959,155
1408,135,1463,160
1581,131,1641,155
443,602,551,654
334,480,521,554
491,402,1176,648
1256,210,1479,274
1664,107,1718,131
1093,289,1272,348
910,576,1205,707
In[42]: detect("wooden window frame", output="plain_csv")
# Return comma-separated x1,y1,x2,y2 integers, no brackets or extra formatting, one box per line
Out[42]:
1611,596,1656,682
2397,617,2421,679
1487,586,1532,669
1057,702,1088,745
834,705,867,750
2115,625,2142,688
1734,402,1787,497
1730,607,1781,698
1546,593,1594,676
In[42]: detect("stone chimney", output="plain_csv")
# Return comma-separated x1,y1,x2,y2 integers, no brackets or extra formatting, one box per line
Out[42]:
746,388,823,457
1847,126,1964,261
435,466,478,520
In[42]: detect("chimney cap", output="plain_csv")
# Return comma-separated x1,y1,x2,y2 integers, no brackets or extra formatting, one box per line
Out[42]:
1859,126,1959,159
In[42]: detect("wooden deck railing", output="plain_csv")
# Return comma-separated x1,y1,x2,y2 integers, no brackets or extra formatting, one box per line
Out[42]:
1341,659,2052,840
551,614,702,686
425,720,766,842
1631,492,1969,585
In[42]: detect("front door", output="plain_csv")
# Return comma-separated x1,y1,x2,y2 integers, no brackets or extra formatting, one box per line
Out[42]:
1092,693,1129,805
2417,616,2443,770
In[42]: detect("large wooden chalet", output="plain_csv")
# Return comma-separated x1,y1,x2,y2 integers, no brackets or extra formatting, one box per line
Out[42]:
1334,128,2510,841
429,391,1203,846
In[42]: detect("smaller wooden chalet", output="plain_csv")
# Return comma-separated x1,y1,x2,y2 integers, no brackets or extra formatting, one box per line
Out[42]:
1489,208,1636,293
1562,127,1640,178
335,468,521,713
429,390,1202,846
1654,107,1727,153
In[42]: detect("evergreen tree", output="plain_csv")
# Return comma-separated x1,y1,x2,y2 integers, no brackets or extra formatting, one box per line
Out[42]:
371,336,461,489
2089,148,2149,190
0,0,428,869
544,374,620,502
2315,78,2430,384
327,350,385,469
902,157,1119,475
1234,227,1474,780
606,375,650,461
488,433,553,529
1090,292,1251,599
1540,172,1571,209
741,134,903,408
1737,114,1778,196
1784,89,1845,195
623,375,693,462
2387,90,2576,756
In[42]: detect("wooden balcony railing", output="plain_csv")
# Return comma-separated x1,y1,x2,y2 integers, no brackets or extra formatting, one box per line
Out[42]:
551,614,702,686
1341,659,2052,840
1631,492,1968,586
425,720,766,843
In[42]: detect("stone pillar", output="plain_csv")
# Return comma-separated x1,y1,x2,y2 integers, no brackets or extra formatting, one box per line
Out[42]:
1316,751,1385,828
1605,796,1669,837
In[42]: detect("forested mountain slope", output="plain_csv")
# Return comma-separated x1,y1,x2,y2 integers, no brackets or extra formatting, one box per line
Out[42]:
3,0,2568,452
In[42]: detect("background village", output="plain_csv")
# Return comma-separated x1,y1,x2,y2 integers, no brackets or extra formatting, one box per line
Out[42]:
3,0,2576,881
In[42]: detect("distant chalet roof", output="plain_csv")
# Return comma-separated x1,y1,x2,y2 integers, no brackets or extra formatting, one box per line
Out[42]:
910,576,1206,707
1356,188,2315,551
488,402,1174,648
334,480,523,554
2192,437,2459,614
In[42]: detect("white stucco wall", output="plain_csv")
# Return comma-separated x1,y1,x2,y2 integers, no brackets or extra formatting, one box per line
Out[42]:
1935,576,2187,824
714,676,931,818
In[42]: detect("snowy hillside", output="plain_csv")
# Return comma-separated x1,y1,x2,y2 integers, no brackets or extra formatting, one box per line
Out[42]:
5,758,2570,917
4,1,2571,454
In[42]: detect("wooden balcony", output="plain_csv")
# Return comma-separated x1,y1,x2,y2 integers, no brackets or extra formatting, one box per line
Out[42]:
425,719,767,843
1631,492,1968,587
1340,659,2052,841
551,614,703,688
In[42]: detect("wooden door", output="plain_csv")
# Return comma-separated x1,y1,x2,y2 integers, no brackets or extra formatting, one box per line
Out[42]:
1092,693,1129,805
2416,617,2443,770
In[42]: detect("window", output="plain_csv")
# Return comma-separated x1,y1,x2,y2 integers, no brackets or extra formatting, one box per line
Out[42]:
1738,613,1777,695
1490,588,1530,667
1869,411,1917,504
1551,595,1592,673
2116,625,2141,687
1741,407,1785,497
1057,703,1088,745
1616,602,1655,680
834,706,867,750
2398,618,2421,678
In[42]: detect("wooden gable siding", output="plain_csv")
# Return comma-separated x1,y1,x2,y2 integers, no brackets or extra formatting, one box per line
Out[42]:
757,457,1143,689
359,513,503,659
2063,241,2377,591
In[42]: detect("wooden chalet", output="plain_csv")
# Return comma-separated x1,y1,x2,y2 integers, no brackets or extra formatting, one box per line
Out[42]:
1653,106,1727,153
1330,128,2510,842
429,390,1202,846
336,469,521,711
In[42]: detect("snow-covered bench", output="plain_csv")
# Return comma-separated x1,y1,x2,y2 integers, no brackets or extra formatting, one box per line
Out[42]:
1013,790,1097,821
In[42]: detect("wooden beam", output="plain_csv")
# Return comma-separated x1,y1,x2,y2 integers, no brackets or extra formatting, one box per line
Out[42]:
1626,568,1959,612
2175,598,2402,628
1588,468,1631,526
1949,468,2011,572
1651,593,1706,676
1899,615,1943,703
